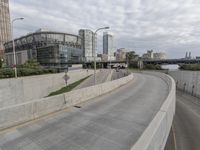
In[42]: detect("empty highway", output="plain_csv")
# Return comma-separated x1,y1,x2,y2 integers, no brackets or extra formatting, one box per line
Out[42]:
0,73,169,150
173,91,200,150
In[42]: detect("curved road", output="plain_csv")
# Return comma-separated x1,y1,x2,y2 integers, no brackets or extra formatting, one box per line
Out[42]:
173,91,200,150
0,73,169,150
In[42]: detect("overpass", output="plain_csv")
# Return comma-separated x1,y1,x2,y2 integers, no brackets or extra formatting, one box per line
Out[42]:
83,58,200,69
143,58,200,65
0,71,175,150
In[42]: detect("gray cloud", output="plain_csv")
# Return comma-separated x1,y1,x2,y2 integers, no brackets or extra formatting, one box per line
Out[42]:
10,0,200,58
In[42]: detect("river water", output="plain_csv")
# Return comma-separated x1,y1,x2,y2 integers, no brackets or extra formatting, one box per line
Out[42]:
161,65,179,70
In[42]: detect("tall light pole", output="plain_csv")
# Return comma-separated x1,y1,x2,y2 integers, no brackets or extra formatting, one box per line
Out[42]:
12,17,24,78
93,27,109,85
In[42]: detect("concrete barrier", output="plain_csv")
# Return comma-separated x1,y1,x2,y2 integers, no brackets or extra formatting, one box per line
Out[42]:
131,71,176,150
0,74,133,131
169,70,200,98
0,69,94,109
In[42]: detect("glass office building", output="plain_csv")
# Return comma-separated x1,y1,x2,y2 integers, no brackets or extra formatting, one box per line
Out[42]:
103,32,115,61
79,29,96,62
4,30,83,68
37,45,82,69
0,0,11,58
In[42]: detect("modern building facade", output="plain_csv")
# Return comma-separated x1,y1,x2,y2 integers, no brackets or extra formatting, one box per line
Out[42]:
79,29,96,62
0,0,11,58
4,30,83,69
142,50,154,60
142,50,166,60
153,52,166,60
103,32,115,61
116,48,127,61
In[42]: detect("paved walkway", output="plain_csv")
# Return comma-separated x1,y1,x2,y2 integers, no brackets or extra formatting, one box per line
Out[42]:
0,73,169,150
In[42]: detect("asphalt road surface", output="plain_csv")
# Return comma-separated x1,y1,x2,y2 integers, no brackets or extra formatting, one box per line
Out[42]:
0,73,169,150
173,91,200,150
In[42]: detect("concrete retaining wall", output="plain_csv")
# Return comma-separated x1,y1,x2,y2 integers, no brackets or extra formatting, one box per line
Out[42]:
169,70,200,98
0,69,94,109
131,72,176,150
0,74,133,131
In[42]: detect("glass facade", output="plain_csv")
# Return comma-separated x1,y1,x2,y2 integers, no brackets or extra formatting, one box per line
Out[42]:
37,45,83,69
79,29,96,62
103,32,113,55
4,31,83,68
103,32,115,60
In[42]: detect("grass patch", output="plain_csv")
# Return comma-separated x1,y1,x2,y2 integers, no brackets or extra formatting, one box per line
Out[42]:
179,64,200,71
48,76,91,97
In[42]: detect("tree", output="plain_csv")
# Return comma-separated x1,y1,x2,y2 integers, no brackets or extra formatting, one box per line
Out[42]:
126,51,139,62
0,59,2,68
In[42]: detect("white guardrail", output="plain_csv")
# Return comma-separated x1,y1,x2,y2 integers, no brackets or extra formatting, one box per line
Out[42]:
131,72,176,150
0,74,133,131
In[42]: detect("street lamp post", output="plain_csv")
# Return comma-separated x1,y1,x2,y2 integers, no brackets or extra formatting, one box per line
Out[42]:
12,17,24,78
93,27,109,85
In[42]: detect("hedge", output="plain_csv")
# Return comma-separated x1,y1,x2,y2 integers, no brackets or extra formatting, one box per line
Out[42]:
0,68,57,79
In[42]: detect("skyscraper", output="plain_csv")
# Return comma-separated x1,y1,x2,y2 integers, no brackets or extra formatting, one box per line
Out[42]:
103,32,114,61
79,29,96,62
0,0,11,58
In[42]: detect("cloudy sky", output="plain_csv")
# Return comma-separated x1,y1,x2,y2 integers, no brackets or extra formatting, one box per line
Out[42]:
10,0,200,58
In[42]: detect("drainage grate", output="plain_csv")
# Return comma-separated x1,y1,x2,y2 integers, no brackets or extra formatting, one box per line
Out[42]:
74,106,82,108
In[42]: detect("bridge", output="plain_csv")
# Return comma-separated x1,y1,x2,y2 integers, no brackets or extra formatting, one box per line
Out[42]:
143,58,200,65
83,58,200,69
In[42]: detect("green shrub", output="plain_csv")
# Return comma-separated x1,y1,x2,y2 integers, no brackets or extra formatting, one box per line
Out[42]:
0,59,2,68
129,61,139,69
44,68,57,73
0,59,60,79
179,64,200,70
18,68,35,76
1,68,15,78
144,64,162,70
20,59,41,69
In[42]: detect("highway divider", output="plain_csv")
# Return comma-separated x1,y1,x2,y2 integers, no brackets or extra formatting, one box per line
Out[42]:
131,71,176,150
0,74,133,131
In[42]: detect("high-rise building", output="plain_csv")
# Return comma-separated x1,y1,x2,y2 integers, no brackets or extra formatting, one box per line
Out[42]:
79,29,96,62
116,48,127,61
185,51,192,59
0,0,11,58
103,32,115,61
